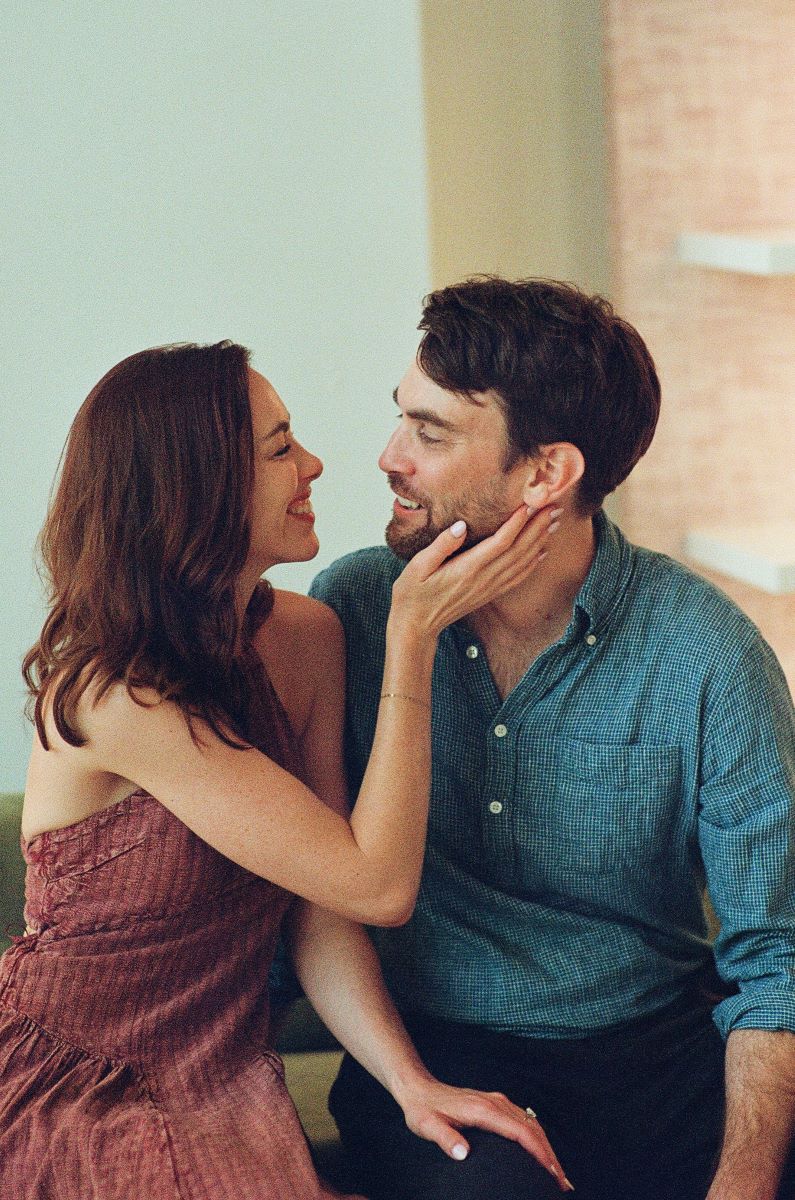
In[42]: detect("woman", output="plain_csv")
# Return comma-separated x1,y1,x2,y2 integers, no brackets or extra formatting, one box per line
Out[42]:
0,341,564,1198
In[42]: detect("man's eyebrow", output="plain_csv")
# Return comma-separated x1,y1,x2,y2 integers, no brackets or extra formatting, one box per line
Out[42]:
391,388,459,433
257,419,291,444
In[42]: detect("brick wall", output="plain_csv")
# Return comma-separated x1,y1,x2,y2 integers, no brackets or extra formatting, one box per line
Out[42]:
605,0,795,688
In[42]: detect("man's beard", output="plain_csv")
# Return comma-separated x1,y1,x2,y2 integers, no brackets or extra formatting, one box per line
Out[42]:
385,512,442,561
384,474,513,561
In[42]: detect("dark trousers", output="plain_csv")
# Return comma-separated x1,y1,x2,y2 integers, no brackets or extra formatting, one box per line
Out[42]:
329,998,792,1200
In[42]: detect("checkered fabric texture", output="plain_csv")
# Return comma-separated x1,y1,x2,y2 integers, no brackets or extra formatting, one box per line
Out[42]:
310,513,795,1040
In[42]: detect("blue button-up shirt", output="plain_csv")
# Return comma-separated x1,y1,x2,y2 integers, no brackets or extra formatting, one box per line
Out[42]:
310,514,795,1039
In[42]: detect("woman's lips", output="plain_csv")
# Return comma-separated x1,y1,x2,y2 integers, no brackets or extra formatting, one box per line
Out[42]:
287,493,314,521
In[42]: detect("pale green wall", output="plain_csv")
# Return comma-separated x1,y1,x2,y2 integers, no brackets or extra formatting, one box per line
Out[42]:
0,2,430,790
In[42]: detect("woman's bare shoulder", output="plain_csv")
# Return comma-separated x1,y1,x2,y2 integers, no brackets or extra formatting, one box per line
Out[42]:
22,677,149,841
257,590,343,663
269,589,342,635
254,590,345,739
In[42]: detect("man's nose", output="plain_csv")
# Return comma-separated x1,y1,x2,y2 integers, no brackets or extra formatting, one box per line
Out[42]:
378,427,413,476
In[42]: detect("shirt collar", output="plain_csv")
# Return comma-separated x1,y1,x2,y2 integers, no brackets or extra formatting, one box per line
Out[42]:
572,510,635,635
447,510,636,650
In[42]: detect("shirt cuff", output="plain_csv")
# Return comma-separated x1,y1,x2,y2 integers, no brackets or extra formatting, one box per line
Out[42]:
713,986,795,1039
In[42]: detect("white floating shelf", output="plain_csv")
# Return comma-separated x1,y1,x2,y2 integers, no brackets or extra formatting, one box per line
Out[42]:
675,232,795,275
684,523,795,594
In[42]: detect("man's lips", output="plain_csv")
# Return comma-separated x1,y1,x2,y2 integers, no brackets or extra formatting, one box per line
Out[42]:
393,492,423,509
391,492,428,520
391,499,423,520
389,480,426,511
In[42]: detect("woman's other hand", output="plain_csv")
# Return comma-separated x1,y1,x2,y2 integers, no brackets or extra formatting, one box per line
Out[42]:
395,1072,573,1192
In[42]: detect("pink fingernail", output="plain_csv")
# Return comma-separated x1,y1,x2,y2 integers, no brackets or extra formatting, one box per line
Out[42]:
451,1143,468,1161
450,520,467,537
550,507,564,520
548,521,560,534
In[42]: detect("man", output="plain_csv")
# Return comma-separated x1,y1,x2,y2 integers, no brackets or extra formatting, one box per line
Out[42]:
307,278,795,1200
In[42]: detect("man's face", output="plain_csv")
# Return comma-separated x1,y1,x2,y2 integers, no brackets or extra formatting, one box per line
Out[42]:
379,360,530,560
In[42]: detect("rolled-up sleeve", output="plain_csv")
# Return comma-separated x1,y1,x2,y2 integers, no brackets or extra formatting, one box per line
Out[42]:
698,637,795,1038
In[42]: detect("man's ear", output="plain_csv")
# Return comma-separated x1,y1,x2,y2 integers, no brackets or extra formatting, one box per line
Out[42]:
522,443,585,511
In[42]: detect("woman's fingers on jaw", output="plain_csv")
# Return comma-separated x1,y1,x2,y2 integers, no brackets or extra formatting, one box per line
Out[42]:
486,505,534,549
403,523,467,580
471,503,556,562
514,512,555,553
406,499,554,586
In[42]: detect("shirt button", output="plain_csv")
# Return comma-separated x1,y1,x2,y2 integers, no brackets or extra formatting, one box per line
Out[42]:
494,724,508,738
585,634,597,646
488,800,503,815
466,645,479,659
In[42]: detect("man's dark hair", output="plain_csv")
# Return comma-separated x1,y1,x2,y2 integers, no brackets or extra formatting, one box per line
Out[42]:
417,276,661,513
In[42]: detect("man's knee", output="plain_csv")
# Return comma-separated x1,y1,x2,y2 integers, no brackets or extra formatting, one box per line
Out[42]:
329,1055,560,1200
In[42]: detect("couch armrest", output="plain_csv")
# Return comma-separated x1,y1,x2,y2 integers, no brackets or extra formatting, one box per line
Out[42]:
0,793,25,950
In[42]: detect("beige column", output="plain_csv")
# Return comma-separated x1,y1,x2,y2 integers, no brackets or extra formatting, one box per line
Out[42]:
420,0,609,295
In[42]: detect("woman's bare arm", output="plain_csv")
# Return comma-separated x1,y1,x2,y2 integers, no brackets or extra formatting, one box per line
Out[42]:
79,506,552,925
278,585,570,1190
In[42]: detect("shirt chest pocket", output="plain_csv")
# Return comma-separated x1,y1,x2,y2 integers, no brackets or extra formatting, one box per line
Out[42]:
513,737,682,881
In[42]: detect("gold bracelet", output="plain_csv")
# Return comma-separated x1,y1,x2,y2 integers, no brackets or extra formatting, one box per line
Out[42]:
379,692,431,710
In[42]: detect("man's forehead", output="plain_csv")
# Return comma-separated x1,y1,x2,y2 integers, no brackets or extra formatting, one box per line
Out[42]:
394,364,501,426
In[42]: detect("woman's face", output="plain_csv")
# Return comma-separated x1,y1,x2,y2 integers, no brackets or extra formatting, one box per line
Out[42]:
247,368,323,571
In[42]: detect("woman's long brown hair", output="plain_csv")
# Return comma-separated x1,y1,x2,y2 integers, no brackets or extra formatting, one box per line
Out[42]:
23,340,275,752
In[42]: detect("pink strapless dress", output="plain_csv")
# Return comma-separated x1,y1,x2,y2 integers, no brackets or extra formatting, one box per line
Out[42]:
0,791,338,1199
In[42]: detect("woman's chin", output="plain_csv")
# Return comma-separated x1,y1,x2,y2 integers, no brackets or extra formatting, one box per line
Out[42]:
296,529,321,561
262,537,321,571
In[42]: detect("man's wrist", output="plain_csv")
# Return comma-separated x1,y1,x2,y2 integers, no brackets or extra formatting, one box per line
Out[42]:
708,1173,778,1200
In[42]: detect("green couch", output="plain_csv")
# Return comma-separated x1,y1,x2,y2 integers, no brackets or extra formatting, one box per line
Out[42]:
0,792,348,1181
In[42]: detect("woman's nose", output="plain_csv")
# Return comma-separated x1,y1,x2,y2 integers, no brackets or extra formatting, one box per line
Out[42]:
299,443,323,481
